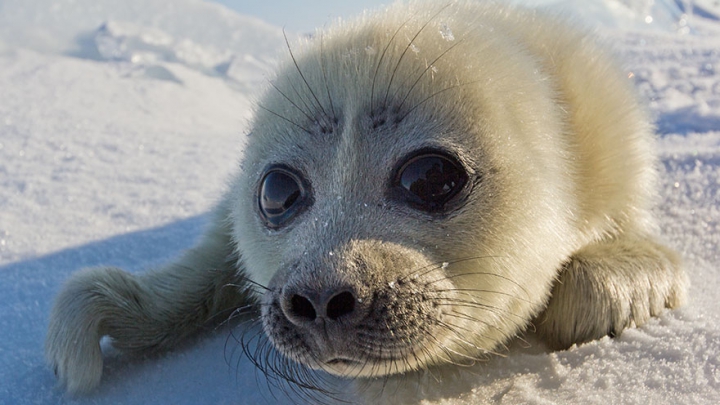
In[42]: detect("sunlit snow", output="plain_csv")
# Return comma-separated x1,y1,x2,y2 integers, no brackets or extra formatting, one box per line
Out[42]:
1,0,719,404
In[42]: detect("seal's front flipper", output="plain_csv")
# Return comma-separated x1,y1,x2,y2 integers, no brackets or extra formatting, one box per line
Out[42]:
535,235,687,350
45,199,251,394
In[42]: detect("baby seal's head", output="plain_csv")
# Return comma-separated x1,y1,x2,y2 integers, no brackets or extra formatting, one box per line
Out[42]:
229,3,576,379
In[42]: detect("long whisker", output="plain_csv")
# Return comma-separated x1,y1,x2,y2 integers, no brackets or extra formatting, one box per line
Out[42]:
431,297,529,323
399,255,508,284
437,320,507,360
434,287,534,304
383,3,452,108
442,310,512,347
267,79,315,124
283,30,331,128
240,277,272,292
395,38,465,112
370,11,421,114
211,304,257,329
436,267,534,301
319,32,338,123
235,317,354,403
256,104,313,135
399,79,481,122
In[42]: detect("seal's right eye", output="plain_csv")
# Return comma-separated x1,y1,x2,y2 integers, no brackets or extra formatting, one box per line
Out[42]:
259,167,308,228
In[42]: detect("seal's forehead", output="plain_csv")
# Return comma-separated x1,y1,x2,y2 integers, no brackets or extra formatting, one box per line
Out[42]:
255,7,481,121
247,28,482,162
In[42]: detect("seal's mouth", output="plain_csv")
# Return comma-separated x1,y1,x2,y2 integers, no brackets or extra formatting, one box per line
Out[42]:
325,357,360,366
320,356,383,376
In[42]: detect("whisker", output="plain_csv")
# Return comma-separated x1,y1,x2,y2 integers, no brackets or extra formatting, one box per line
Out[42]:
240,277,272,292
434,287,534,304
383,3,452,108
267,79,315,124
319,33,338,123
440,311,512,355
256,104,313,135
287,76,323,126
436,320,504,361
431,297,530,323
399,79,481,122
398,255,505,284
282,30,332,129
439,272,533,302
211,304,256,329
398,255,534,304
370,13,416,113
442,308,504,332
395,38,465,112
234,318,354,404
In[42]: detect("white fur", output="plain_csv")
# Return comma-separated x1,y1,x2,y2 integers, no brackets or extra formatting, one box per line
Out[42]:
46,0,687,396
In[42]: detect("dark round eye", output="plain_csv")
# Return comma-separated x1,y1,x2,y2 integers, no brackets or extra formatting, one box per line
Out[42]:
395,152,468,211
259,167,308,228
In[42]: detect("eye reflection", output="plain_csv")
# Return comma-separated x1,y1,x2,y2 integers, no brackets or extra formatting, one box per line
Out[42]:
259,168,308,228
396,153,467,211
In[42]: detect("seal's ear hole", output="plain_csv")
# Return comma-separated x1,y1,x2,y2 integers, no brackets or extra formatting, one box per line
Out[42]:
393,151,468,212
259,166,310,228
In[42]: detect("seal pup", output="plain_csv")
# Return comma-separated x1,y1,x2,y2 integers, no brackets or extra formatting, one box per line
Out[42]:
46,0,688,396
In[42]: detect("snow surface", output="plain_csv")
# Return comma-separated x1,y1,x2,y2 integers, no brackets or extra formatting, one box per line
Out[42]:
1,0,719,404
210,0,391,33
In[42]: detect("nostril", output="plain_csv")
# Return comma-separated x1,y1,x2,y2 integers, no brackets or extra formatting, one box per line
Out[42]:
285,289,357,324
327,291,355,320
290,294,316,321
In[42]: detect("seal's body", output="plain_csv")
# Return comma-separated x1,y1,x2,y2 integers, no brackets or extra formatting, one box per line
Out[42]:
47,0,687,395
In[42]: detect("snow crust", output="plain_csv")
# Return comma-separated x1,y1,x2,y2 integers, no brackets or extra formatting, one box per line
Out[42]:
1,0,719,404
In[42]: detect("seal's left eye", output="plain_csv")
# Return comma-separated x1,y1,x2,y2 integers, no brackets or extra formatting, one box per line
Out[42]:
259,167,308,228
395,152,468,212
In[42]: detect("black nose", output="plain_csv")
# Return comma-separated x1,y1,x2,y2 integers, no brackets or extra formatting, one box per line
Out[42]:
283,289,357,325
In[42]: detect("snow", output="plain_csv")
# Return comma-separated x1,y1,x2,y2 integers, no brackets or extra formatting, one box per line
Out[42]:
210,0,391,33
1,0,719,404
